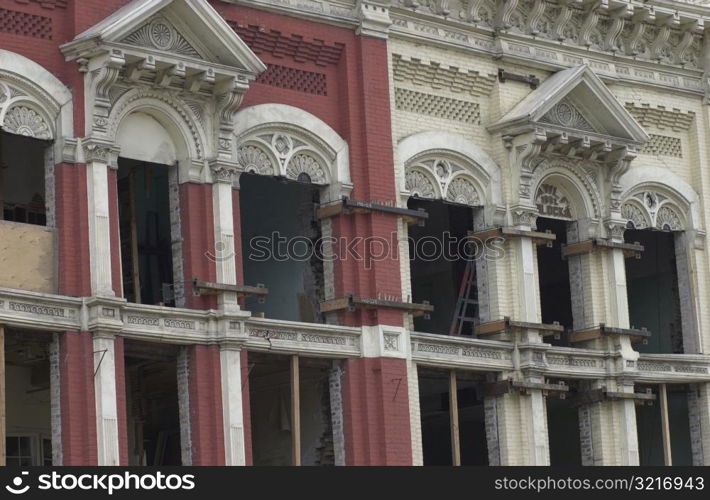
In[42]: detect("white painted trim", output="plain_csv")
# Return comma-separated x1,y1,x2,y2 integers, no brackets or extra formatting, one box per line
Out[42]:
220,347,246,466
93,335,120,466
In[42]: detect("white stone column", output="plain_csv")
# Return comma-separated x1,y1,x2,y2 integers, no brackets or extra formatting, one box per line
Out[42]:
93,332,120,466
83,139,118,297
211,162,239,312
696,382,710,465
407,360,423,466
220,342,246,466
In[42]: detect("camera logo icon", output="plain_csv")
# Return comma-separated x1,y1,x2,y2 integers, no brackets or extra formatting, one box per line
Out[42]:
5,471,30,495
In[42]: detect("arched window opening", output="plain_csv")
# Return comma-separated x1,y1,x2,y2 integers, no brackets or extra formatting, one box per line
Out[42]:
240,173,324,323
0,131,50,226
624,228,684,353
118,158,177,306
408,197,479,335
536,217,575,343
622,193,688,354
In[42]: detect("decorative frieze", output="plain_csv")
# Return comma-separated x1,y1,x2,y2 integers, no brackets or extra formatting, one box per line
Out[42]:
391,53,496,97
624,103,696,131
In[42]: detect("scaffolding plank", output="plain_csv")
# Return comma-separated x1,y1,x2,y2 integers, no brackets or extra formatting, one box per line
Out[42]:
568,324,650,343
319,295,433,316
192,279,268,297
316,198,428,225
562,239,645,258
475,317,563,337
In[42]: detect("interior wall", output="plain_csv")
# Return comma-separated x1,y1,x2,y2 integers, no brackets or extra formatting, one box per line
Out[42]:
249,355,334,466
0,131,48,225
407,198,475,335
625,230,683,353
240,174,323,322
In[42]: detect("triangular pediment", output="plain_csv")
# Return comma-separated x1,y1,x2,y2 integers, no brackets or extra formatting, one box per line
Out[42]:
489,65,648,144
61,0,265,75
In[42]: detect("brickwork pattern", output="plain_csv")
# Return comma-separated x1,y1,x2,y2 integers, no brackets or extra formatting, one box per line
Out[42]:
0,7,52,39
257,64,327,95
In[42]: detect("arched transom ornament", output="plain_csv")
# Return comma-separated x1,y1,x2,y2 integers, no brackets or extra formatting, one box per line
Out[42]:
404,157,482,206
236,131,330,185
621,190,685,231
535,183,573,219
0,80,53,140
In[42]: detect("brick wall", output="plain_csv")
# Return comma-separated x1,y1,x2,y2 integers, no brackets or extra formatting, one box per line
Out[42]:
341,357,412,465
187,344,225,465
59,331,97,465
179,183,217,310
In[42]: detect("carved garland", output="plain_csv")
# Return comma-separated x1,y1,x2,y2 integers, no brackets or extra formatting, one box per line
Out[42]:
621,190,685,231
404,155,483,206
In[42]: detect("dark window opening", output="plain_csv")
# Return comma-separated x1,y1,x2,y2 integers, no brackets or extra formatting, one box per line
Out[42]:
546,385,582,465
536,217,573,345
418,369,488,465
625,230,683,353
0,131,49,226
118,159,175,306
248,352,335,466
240,174,323,323
636,385,693,465
124,341,182,466
5,329,53,466
408,198,476,335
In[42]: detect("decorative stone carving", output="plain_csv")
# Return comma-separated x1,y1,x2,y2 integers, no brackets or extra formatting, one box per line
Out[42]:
535,183,572,219
286,153,327,184
656,205,683,231
121,17,202,59
621,202,649,229
237,145,275,176
539,99,596,132
405,155,484,206
621,190,686,231
405,169,437,198
446,176,480,205
2,105,51,140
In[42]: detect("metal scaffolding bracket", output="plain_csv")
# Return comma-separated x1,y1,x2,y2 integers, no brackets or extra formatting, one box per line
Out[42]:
316,197,428,225
573,387,656,407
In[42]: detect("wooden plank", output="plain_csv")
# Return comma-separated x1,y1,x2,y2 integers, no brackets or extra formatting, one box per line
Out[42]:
449,370,461,466
568,329,603,343
474,319,508,336
291,355,301,466
561,240,595,257
319,297,351,313
315,203,344,220
129,170,142,304
660,384,672,466
0,325,4,466
192,280,268,297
